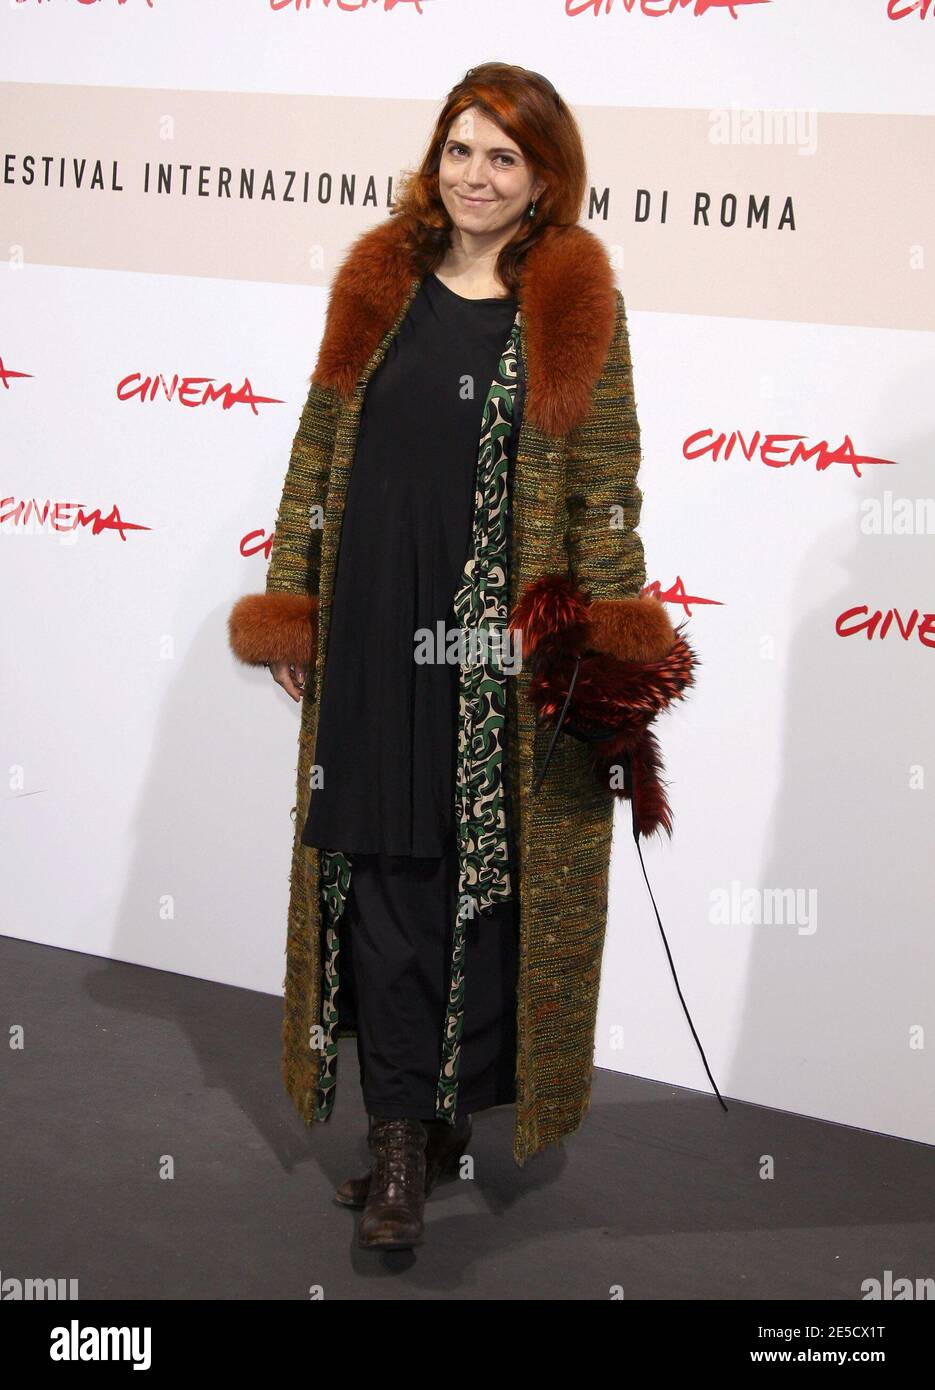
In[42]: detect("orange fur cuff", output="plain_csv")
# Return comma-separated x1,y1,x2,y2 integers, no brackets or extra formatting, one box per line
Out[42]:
228,592,318,669
586,595,676,664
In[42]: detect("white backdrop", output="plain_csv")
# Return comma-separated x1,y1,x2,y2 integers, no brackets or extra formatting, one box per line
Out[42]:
2,0,933,1147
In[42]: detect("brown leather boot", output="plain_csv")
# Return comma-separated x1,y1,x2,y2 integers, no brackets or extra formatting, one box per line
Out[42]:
357,1117,428,1251
334,1112,472,1210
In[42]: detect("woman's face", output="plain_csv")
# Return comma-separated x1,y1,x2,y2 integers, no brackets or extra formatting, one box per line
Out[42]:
438,106,545,240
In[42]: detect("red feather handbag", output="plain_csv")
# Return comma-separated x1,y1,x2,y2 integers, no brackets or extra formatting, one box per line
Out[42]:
508,572,699,839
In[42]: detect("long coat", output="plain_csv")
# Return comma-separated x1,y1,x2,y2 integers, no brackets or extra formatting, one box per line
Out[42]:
229,214,695,1167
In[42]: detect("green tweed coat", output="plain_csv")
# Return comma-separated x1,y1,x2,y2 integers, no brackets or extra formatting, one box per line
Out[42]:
229,214,688,1167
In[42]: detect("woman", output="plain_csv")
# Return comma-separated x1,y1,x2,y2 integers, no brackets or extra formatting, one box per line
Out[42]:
229,63,696,1252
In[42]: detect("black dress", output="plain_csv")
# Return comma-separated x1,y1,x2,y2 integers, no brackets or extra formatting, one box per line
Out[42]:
301,271,521,1118
302,272,519,856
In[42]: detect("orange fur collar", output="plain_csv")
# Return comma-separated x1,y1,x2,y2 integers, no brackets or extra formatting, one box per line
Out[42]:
310,216,619,439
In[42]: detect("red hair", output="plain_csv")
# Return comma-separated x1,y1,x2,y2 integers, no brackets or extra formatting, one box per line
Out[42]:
391,62,589,294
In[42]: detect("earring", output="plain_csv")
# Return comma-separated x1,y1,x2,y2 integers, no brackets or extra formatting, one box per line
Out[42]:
528,200,537,218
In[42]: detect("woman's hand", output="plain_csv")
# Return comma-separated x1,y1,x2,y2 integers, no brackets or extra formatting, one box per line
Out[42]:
267,659,306,702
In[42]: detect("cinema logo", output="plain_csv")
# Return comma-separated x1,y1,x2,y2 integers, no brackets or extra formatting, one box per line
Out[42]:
837,606,935,646
14,0,155,9
0,1270,78,1300
643,575,719,620
0,355,32,391
241,506,324,562
49,1321,151,1370
684,430,898,477
887,0,935,21
1,497,150,543
116,372,285,413
567,0,769,18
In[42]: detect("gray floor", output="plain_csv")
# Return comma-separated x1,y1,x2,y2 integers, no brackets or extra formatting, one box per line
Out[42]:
1,934,932,1300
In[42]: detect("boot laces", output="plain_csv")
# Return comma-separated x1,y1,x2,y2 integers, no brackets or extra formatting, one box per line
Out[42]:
373,1118,424,1189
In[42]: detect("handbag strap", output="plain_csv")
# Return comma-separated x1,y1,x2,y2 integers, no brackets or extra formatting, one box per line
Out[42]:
531,654,581,793
624,748,728,1114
